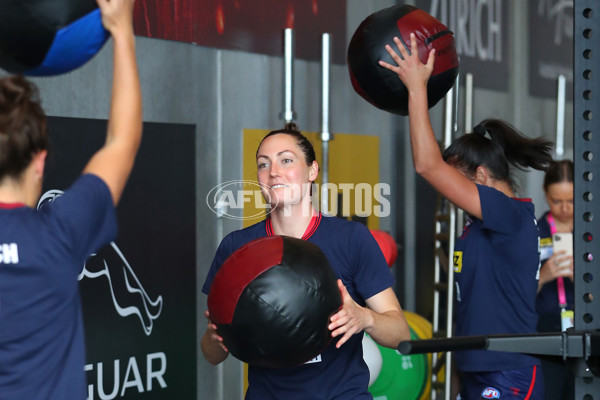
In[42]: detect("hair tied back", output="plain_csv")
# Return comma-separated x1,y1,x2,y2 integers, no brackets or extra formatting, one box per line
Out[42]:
473,124,487,136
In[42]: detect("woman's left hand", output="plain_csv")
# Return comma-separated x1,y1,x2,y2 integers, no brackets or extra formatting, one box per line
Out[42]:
379,32,435,92
328,279,372,348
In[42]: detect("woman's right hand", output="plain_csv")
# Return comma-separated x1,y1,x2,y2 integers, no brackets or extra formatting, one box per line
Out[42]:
201,310,230,365
538,250,574,288
204,310,229,353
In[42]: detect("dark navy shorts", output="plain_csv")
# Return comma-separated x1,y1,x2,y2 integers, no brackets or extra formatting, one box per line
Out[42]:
459,365,543,400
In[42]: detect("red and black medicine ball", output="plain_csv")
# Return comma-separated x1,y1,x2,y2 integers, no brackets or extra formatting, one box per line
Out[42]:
348,5,459,116
207,235,342,369
0,0,109,76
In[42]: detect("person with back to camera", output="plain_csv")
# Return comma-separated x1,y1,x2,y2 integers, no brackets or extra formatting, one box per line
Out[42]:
0,0,142,398
536,159,575,400
379,33,554,399
201,123,411,399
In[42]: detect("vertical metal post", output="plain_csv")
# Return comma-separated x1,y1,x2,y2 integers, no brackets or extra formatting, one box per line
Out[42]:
444,87,454,148
280,28,296,123
320,33,333,214
453,74,460,139
465,73,474,132
556,74,566,158
445,84,457,400
573,0,600,396
458,72,474,239
431,80,460,400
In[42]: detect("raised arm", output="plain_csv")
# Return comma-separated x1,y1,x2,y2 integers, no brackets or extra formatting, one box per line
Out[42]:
379,33,482,219
83,0,142,205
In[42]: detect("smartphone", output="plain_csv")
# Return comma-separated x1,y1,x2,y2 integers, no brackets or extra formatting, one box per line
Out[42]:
553,232,573,258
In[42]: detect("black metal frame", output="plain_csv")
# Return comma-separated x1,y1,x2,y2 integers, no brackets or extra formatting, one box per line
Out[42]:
573,0,598,332
572,0,600,396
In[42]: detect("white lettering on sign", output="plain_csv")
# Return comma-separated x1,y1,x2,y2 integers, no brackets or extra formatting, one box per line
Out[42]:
85,352,167,400
429,0,503,62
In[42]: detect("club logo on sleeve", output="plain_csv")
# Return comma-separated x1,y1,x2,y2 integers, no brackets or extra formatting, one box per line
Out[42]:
453,251,463,273
481,387,500,399
460,218,472,239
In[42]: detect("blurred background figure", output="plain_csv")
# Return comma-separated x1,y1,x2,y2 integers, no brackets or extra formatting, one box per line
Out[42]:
536,159,575,400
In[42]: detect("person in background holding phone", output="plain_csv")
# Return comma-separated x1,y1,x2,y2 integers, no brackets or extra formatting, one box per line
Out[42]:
536,159,574,400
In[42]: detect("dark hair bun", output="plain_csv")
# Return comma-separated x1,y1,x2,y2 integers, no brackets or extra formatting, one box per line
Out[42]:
284,122,300,133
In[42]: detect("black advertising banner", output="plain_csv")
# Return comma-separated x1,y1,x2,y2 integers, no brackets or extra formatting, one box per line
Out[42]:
414,0,510,91
43,117,197,399
528,0,573,99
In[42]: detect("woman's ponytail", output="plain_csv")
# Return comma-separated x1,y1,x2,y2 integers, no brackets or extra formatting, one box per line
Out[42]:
478,119,554,172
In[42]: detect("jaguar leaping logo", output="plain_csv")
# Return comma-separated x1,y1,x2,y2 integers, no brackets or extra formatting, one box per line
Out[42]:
38,190,163,336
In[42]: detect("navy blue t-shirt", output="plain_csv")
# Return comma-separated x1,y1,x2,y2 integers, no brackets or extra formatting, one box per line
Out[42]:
535,211,574,332
452,185,541,371
0,174,117,400
203,213,394,400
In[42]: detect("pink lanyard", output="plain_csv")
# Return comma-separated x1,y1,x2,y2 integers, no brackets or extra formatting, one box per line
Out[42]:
547,213,568,307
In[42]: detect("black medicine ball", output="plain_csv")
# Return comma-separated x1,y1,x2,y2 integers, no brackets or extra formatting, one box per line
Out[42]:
348,4,459,116
207,235,342,369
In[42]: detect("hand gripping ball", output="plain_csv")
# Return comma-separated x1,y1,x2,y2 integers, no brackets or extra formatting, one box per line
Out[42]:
207,235,343,369
0,0,109,76
348,5,459,116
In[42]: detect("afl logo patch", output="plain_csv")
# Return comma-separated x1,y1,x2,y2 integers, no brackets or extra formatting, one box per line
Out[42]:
481,387,500,399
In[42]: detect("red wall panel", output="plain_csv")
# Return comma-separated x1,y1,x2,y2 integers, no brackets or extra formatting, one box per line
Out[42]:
133,0,347,64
